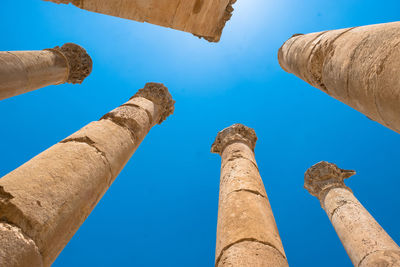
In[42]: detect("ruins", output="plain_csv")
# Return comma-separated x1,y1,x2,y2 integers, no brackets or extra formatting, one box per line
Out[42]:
0,2,400,266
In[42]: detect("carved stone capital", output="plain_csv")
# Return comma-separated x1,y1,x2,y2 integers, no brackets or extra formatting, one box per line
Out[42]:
49,43,92,84
132,83,175,124
304,161,356,199
211,124,257,154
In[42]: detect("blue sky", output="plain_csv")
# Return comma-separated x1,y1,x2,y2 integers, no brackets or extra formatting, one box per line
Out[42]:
1,0,400,266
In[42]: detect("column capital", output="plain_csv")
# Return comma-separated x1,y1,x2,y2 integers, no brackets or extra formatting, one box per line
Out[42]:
211,123,257,154
304,161,355,199
131,83,175,124
47,43,92,84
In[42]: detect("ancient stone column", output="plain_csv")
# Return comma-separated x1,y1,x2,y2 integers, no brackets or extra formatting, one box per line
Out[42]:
43,0,237,42
0,43,92,101
278,21,400,134
305,161,400,266
211,124,288,267
0,83,174,267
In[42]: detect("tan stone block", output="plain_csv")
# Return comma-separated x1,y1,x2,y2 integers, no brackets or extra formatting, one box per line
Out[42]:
216,191,285,262
359,250,400,267
219,143,267,201
125,96,161,127
329,192,400,266
0,142,112,266
0,222,43,267
217,241,288,267
62,119,137,178
103,104,151,142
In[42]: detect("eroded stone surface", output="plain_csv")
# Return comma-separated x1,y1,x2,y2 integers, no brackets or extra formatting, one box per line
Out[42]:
218,241,288,267
49,43,92,84
0,83,175,266
211,123,257,154
131,82,175,124
305,162,400,266
43,0,238,42
0,43,91,101
304,161,355,200
0,222,43,267
279,21,400,133
213,124,288,267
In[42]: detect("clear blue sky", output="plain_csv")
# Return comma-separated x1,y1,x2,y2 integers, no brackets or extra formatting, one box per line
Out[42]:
1,0,400,266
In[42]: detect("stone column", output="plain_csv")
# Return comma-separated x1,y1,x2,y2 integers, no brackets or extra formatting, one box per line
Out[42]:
211,124,288,267
43,0,237,42
0,43,92,101
278,21,400,134
305,161,400,266
0,83,174,267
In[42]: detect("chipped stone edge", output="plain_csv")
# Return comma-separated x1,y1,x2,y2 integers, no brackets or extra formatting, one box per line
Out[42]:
194,0,237,42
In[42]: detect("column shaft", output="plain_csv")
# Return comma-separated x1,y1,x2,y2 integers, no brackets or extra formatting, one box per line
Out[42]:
0,43,92,101
44,0,237,42
323,187,400,266
305,162,400,266
212,124,288,267
0,83,174,266
278,22,400,133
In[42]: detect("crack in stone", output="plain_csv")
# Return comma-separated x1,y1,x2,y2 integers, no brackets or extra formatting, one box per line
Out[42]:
122,103,154,129
223,154,259,173
0,220,43,261
357,249,400,267
215,238,286,267
60,136,113,183
328,199,358,219
228,189,268,200
0,187,41,255
101,113,140,144
0,186,14,201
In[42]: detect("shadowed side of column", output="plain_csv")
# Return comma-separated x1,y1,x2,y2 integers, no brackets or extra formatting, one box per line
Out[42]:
0,83,174,266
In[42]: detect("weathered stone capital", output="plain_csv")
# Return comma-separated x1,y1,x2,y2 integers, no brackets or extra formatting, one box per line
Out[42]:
47,43,92,84
211,123,257,154
131,83,175,124
304,161,356,199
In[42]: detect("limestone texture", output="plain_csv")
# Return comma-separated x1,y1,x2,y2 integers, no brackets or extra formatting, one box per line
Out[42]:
278,21,400,134
0,83,174,266
212,124,288,267
305,162,400,267
0,43,92,101
44,0,238,42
